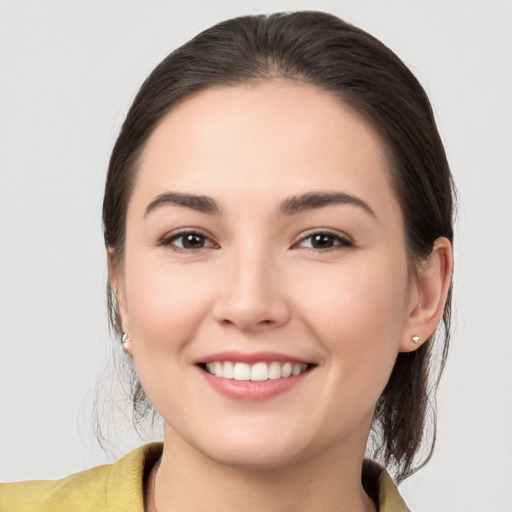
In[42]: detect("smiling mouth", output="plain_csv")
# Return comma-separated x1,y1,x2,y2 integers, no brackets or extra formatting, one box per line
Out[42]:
199,361,314,381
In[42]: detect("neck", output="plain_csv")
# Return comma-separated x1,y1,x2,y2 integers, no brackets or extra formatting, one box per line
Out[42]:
146,426,376,512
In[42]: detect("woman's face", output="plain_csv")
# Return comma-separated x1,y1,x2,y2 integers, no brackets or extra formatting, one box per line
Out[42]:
115,81,421,468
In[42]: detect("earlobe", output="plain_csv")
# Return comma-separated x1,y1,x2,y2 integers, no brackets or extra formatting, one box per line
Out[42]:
400,237,453,353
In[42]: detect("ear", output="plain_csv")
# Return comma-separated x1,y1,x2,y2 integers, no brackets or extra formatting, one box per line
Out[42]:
107,248,132,356
399,237,453,353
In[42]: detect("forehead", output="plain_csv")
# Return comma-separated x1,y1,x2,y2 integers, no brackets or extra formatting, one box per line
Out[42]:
132,80,399,218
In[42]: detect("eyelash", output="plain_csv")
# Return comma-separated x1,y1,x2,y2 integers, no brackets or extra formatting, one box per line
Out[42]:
292,230,353,252
159,230,218,251
160,229,353,253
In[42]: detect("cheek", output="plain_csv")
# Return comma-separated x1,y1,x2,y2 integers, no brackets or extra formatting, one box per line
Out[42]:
121,257,218,417
297,261,410,428
304,259,408,329
297,257,410,375
123,257,214,357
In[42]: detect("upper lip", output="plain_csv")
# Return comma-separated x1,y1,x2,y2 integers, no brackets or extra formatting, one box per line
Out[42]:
197,351,314,365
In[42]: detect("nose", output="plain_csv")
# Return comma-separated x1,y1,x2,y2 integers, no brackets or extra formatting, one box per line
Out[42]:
212,246,291,332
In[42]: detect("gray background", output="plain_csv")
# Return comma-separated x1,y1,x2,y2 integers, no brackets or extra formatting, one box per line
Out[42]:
1,1,511,510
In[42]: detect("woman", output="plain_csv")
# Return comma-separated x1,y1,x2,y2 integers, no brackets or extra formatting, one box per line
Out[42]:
1,11,453,512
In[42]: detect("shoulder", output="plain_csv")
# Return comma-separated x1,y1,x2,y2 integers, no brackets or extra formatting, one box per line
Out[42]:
0,463,112,512
363,459,411,512
0,443,163,512
377,469,411,512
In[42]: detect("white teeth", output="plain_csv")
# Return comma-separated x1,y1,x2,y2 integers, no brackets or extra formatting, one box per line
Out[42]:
251,362,268,381
268,361,282,380
205,361,309,381
292,363,302,376
223,361,234,379
281,362,292,378
214,361,223,378
233,362,251,381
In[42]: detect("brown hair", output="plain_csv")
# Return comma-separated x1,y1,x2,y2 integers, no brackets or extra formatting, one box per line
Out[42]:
103,11,454,482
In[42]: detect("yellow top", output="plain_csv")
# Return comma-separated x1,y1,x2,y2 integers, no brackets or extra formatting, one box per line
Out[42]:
0,443,409,511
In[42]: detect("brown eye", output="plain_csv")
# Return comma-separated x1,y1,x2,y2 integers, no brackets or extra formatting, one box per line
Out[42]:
164,231,216,250
310,234,336,248
297,232,352,250
181,233,206,249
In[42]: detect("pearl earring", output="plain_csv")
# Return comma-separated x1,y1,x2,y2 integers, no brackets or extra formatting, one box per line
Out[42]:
122,332,131,352
411,335,421,344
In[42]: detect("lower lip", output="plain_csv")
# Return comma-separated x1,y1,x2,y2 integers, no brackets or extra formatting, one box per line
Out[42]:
199,367,310,401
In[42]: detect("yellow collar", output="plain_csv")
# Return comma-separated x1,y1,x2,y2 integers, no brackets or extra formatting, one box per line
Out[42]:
0,442,410,511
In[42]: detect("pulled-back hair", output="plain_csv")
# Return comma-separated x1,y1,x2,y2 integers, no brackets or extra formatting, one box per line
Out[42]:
103,11,454,482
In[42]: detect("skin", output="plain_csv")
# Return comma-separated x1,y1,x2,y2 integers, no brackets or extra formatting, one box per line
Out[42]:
110,80,452,512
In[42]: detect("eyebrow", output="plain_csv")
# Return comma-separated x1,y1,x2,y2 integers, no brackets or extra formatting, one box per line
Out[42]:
280,192,376,218
144,192,222,217
144,190,376,219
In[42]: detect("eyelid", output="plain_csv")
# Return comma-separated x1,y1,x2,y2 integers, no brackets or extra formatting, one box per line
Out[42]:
291,228,354,250
158,227,352,252
159,228,219,250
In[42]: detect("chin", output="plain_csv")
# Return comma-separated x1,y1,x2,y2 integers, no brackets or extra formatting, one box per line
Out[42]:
203,442,305,471
176,421,312,471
